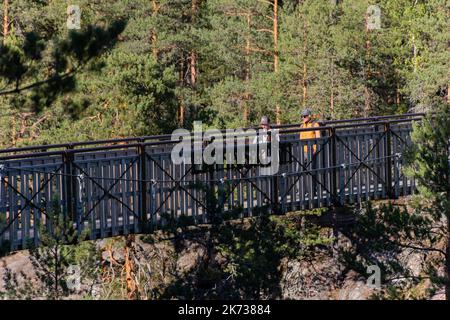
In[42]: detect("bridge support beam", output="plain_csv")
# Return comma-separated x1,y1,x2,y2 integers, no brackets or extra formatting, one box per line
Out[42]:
63,146,76,222
139,142,148,233
272,174,280,215
329,128,340,256
384,122,394,199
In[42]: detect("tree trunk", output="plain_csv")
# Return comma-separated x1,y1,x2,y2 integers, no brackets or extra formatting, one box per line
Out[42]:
330,71,334,115
190,0,198,87
178,57,185,125
4,0,15,146
190,50,197,86
273,0,279,73
178,100,185,126
273,0,280,124
364,13,371,116
151,0,158,60
54,244,59,300
303,63,307,106
2,0,8,43
446,184,450,300
243,13,251,124
447,34,449,104
447,84,449,105
302,17,308,107
124,235,138,300
446,229,450,300
412,34,418,74
11,113,16,146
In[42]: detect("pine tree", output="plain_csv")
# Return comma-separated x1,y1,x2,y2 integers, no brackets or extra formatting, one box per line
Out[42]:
403,103,450,298
0,1,126,147
0,196,98,300
341,103,450,299
205,0,279,127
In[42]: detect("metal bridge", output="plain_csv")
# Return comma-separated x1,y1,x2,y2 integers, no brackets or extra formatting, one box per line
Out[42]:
0,113,423,251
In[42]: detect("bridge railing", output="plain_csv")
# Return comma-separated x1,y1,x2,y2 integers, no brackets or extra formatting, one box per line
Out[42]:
0,114,421,251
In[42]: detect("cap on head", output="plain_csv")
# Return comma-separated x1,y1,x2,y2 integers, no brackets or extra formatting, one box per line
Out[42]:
260,116,269,125
301,108,312,117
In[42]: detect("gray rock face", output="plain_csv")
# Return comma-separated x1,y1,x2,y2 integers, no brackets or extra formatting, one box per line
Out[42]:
176,240,206,274
280,256,340,299
336,271,376,300
279,256,379,300
0,230,440,300
0,251,34,286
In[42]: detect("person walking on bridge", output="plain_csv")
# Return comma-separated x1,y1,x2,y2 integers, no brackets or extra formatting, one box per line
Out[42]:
300,108,321,155
252,115,278,165
255,116,271,143
253,116,279,208
299,108,321,199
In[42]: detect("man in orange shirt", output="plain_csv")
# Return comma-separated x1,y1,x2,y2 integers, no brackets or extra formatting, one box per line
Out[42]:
300,108,321,156
299,108,321,198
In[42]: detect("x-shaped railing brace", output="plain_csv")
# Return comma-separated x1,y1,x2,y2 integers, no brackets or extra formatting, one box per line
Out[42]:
0,164,63,239
279,139,331,204
334,132,387,197
225,164,276,208
74,158,141,225
146,153,209,219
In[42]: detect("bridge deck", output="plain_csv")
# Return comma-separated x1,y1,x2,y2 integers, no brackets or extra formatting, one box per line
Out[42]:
0,114,421,250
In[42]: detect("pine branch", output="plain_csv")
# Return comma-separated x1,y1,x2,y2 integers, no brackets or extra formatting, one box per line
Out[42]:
0,68,78,96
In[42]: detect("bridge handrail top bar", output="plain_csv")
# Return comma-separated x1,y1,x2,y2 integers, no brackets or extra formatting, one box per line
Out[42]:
0,113,424,157
278,117,422,134
0,149,69,161
273,112,425,129
0,143,144,161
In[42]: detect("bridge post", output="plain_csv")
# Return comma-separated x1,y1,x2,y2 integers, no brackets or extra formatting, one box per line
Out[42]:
207,165,216,223
384,122,394,198
63,145,76,222
329,127,340,256
329,128,339,206
218,176,225,212
139,141,148,232
272,174,280,214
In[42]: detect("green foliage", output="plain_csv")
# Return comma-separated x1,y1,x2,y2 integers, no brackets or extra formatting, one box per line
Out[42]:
0,196,99,300
161,209,332,299
0,0,448,300
0,2,127,147
111,52,178,135
0,212,10,257
0,0,448,147
146,178,332,299
28,197,87,299
404,103,450,198
339,102,450,298
0,20,126,112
